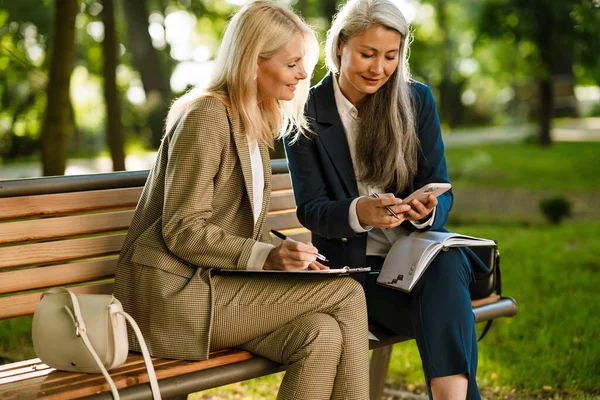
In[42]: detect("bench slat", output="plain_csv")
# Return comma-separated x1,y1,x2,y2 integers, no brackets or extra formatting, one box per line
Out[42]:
0,259,117,295
0,211,134,245
271,174,292,191
471,294,501,308
269,189,296,211
0,188,142,220
0,234,125,269
0,350,254,400
0,282,113,320
271,228,311,244
0,356,176,391
265,209,302,231
0,359,45,373
0,357,179,397
0,367,53,387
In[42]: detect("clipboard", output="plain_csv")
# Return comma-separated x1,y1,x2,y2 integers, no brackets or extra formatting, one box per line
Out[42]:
218,266,371,275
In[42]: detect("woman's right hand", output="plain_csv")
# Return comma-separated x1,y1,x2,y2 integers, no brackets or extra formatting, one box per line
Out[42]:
264,240,329,271
356,194,412,229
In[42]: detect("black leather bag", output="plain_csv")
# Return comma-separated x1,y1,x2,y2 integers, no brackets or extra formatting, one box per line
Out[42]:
469,244,501,300
467,244,502,341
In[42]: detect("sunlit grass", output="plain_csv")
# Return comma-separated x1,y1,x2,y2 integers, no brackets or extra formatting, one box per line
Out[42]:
386,222,600,399
192,373,284,400
445,141,600,191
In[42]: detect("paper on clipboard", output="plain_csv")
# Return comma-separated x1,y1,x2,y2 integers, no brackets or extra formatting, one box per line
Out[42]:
220,266,371,275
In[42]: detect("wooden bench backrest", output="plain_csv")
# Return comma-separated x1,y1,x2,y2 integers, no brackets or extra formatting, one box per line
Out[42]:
0,169,309,321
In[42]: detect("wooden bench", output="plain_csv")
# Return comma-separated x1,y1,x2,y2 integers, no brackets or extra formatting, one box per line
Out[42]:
0,160,518,399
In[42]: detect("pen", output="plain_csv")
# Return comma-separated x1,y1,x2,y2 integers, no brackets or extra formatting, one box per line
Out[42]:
270,229,329,262
370,191,400,219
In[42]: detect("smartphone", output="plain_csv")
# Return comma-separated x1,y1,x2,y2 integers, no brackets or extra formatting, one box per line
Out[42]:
400,183,451,205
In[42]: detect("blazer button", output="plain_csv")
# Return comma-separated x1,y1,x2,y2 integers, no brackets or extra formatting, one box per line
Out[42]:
341,238,348,242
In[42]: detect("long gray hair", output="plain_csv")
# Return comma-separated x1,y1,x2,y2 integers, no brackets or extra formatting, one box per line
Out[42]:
325,0,418,192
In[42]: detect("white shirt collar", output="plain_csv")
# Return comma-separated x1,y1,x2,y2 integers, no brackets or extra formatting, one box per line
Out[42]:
332,74,358,120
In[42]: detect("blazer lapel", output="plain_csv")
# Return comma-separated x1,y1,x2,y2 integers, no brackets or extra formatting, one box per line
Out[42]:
227,108,254,213
313,74,359,198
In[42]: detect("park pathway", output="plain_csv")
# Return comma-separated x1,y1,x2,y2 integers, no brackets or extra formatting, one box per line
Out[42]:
1,118,599,180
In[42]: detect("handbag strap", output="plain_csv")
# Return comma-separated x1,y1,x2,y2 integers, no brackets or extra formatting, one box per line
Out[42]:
115,310,162,399
46,288,161,400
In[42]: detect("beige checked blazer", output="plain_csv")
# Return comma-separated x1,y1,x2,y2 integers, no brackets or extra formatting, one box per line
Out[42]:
113,96,273,360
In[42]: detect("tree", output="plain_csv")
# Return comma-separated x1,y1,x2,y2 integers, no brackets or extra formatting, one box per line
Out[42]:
101,0,125,171
0,0,53,160
432,0,466,128
121,0,171,148
322,0,339,23
40,0,78,176
479,0,600,146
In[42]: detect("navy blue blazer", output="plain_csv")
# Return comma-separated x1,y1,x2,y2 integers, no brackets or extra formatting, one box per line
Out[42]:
285,74,488,275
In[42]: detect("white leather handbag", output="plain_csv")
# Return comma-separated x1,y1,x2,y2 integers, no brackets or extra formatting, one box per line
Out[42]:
32,287,161,400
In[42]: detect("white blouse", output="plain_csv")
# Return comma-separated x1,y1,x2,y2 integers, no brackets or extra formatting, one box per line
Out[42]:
245,137,275,270
332,76,434,257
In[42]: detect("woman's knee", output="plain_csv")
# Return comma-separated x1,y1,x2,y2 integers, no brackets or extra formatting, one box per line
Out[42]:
342,276,367,304
296,313,343,358
420,248,471,289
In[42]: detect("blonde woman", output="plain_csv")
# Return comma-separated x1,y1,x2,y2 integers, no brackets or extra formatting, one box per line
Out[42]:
285,0,487,398
114,2,369,399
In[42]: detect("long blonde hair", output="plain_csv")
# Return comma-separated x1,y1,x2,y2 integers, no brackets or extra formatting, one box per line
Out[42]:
326,0,418,192
166,1,318,147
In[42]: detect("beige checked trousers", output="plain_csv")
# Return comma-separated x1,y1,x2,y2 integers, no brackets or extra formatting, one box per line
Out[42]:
210,273,370,400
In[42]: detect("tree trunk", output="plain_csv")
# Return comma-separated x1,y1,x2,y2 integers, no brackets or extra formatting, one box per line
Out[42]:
102,0,125,171
551,45,577,118
538,77,553,146
40,0,78,176
322,0,338,25
435,0,464,128
536,1,553,146
121,0,170,148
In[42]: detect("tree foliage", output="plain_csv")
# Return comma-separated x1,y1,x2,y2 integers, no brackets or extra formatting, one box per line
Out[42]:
478,0,600,145
0,0,599,172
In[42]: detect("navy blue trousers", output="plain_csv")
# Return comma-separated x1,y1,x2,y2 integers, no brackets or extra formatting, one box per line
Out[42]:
356,248,480,400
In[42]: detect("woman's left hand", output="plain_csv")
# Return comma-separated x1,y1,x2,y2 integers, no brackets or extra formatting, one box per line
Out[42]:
403,194,437,223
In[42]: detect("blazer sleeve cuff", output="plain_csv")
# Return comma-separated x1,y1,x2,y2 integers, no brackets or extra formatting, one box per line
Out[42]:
411,206,436,230
247,241,276,270
349,197,373,233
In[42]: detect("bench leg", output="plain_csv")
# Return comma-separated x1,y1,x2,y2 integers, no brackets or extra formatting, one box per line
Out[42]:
369,345,393,400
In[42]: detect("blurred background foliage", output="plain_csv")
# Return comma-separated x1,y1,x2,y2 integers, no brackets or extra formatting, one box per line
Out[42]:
1,2,599,398
0,0,599,175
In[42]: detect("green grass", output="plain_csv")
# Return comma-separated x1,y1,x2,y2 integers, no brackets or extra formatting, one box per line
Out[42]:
444,141,600,191
192,374,285,399
386,222,600,399
0,316,35,363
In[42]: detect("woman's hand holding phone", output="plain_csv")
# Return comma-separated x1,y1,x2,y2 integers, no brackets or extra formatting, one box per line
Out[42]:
357,184,449,227
403,194,437,222
401,183,450,223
